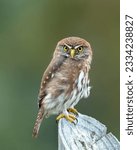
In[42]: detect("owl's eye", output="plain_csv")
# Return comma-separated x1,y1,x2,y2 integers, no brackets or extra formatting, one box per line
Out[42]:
63,45,69,52
77,46,83,52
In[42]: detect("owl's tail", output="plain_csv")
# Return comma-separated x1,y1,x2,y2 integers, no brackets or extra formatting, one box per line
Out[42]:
32,107,44,138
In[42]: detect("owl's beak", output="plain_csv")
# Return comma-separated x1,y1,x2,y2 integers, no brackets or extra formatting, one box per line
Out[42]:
70,49,75,58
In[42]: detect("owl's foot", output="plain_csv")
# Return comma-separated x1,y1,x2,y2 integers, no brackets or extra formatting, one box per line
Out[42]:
67,108,79,116
56,113,77,124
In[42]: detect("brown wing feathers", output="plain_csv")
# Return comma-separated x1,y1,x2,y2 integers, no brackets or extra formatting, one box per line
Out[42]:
38,55,66,107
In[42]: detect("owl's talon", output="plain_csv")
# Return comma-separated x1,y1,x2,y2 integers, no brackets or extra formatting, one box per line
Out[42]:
70,116,78,125
56,113,77,123
56,113,65,123
67,108,79,116
75,117,78,124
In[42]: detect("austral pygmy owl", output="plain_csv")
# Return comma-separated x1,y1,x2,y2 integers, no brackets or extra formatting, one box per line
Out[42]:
32,37,93,138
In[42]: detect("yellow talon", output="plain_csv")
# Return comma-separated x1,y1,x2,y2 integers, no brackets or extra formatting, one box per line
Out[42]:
56,113,65,121
67,114,76,120
67,108,79,115
56,113,77,123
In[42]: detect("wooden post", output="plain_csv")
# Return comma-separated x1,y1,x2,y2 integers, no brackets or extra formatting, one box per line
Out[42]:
58,113,120,150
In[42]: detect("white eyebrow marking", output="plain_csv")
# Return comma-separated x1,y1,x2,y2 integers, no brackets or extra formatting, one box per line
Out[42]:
64,43,72,49
74,45,83,49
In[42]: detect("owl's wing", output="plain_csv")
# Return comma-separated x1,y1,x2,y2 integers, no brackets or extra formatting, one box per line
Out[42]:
38,55,66,108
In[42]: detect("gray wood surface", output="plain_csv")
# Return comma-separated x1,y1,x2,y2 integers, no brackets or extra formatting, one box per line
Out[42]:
58,113,119,150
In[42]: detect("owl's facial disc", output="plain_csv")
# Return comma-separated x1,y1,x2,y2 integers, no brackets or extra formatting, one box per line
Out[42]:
63,44,84,58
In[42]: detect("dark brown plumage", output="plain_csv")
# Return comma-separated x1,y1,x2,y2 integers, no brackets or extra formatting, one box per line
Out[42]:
32,37,93,138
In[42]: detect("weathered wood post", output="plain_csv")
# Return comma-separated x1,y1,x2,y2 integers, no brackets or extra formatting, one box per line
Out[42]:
58,113,120,150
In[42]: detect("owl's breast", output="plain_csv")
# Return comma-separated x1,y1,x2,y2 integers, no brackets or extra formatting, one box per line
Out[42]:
63,68,91,109
42,58,90,115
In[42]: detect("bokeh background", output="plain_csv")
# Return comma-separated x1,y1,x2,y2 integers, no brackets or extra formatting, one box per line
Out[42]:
0,0,119,149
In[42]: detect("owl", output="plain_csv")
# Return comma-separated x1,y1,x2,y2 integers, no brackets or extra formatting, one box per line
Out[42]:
32,37,93,138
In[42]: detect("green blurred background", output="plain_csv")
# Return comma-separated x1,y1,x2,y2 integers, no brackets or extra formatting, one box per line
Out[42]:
0,0,119,149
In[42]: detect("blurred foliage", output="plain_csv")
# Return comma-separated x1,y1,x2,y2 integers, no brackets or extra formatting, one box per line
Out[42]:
0,0,119,149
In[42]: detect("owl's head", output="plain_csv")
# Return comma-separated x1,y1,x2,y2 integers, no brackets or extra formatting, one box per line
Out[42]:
54,37,92,60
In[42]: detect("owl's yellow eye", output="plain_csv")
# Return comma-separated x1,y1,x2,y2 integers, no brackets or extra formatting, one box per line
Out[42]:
63,45,69,52
77,46,83,52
